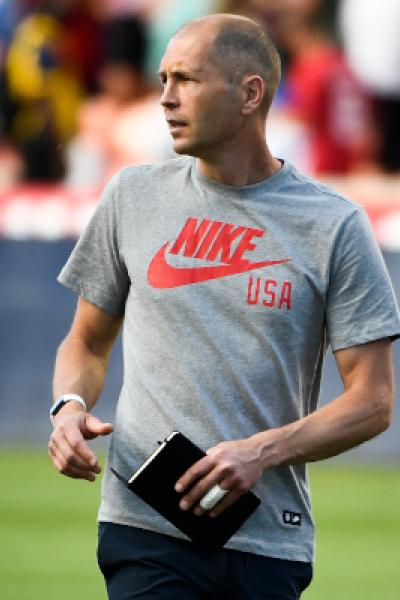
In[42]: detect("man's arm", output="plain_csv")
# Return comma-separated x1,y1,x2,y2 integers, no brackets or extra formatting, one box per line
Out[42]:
48,297,123,482
255,338,394,466
175,338,394,516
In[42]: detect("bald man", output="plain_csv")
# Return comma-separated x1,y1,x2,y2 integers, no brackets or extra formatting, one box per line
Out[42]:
49,14,400,599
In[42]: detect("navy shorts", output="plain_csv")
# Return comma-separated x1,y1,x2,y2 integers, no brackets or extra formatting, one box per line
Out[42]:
97,522,313,599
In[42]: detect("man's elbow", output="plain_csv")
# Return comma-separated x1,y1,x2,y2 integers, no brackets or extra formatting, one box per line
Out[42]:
371,387,394,434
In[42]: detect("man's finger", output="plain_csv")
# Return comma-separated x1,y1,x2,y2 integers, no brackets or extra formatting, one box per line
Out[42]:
50,435,100,473
175,455,214,493
193,483,230,516
178,472,227,511
48,443,97,481
59,463,97,482
83,414,113,439
48,447,63,472
208,489,244,518
199,484,229,510
63,425,99,466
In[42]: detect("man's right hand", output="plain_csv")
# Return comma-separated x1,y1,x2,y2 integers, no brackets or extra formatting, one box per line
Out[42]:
48,409,113,482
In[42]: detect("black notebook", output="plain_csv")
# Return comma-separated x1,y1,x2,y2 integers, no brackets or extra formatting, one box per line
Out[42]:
111,431,261,550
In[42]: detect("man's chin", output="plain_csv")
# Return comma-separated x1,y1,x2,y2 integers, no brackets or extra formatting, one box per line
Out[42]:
172,139,202,158
172,140,192,155
173,146,187,155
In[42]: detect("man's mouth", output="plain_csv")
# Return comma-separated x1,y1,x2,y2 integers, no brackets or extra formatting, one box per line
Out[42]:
167,119,188,132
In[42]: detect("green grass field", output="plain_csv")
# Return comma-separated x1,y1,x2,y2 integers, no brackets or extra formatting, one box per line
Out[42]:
1,449,399,600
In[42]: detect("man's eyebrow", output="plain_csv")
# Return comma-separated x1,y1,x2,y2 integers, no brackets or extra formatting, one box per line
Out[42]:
158,66,204,79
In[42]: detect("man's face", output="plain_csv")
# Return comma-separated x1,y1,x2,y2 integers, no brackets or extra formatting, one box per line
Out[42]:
158,28,244,157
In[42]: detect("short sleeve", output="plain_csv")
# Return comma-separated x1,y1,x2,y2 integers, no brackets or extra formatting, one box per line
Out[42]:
326,208,400,351
58,172,129,316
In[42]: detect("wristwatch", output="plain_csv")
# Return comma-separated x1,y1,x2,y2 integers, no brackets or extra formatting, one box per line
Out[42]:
50,394,87,424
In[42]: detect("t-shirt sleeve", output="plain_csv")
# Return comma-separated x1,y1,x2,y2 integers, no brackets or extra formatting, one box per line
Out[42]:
326,207,400,351
58,172,129,316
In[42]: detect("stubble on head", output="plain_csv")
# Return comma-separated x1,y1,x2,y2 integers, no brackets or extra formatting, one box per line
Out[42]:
174,13,281,115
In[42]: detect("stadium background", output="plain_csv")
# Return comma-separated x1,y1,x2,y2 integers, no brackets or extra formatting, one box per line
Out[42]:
1,1,399,599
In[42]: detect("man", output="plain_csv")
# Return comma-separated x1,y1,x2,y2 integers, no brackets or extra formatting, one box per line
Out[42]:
48,13,400,599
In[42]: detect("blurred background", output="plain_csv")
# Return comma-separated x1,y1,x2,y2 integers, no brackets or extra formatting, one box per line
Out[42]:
1,1,399,599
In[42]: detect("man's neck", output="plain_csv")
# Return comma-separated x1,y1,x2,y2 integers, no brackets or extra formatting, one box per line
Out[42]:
196,144,282,188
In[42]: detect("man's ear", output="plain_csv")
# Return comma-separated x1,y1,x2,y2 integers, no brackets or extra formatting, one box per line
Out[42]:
241,75,265,115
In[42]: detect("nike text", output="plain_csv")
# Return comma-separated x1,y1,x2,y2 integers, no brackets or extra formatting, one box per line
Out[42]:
147,217,291,289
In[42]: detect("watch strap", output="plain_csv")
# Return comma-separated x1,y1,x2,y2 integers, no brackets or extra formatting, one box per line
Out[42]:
50,394,87,424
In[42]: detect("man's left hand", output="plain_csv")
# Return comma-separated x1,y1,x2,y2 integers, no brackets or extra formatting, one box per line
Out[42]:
175,437,264,517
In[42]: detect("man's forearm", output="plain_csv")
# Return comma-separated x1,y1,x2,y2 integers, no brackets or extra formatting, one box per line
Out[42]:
252,385,393,469
53,333,110,411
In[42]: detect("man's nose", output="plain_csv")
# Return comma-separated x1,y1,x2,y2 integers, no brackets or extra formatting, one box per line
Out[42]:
160,82,179,108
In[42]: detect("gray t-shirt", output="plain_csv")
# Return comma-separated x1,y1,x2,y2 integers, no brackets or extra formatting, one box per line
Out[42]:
58,157,400,562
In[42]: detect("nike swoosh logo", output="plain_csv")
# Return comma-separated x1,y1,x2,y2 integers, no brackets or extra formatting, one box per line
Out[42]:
147,242,291,288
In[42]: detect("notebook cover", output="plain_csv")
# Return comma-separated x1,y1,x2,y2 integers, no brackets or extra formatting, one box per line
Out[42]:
111,431,261,550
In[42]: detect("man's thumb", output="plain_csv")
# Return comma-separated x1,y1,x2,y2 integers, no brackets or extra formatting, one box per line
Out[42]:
83,414,113,438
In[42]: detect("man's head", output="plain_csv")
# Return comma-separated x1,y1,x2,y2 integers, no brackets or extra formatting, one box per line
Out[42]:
158,14,281,158
204,15,281,114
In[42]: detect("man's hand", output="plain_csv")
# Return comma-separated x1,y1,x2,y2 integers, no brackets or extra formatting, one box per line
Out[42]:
48,409,113,482
175,437,264,517
50,298,121,482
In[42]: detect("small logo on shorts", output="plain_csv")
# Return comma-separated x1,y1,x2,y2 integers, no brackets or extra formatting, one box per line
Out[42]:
283,510,302,527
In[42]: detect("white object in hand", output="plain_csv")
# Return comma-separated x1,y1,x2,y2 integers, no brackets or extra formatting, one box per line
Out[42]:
199,484,228,510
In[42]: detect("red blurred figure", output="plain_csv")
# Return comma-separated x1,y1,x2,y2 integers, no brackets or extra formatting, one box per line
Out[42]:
59,0,105,93
283,27,375,175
